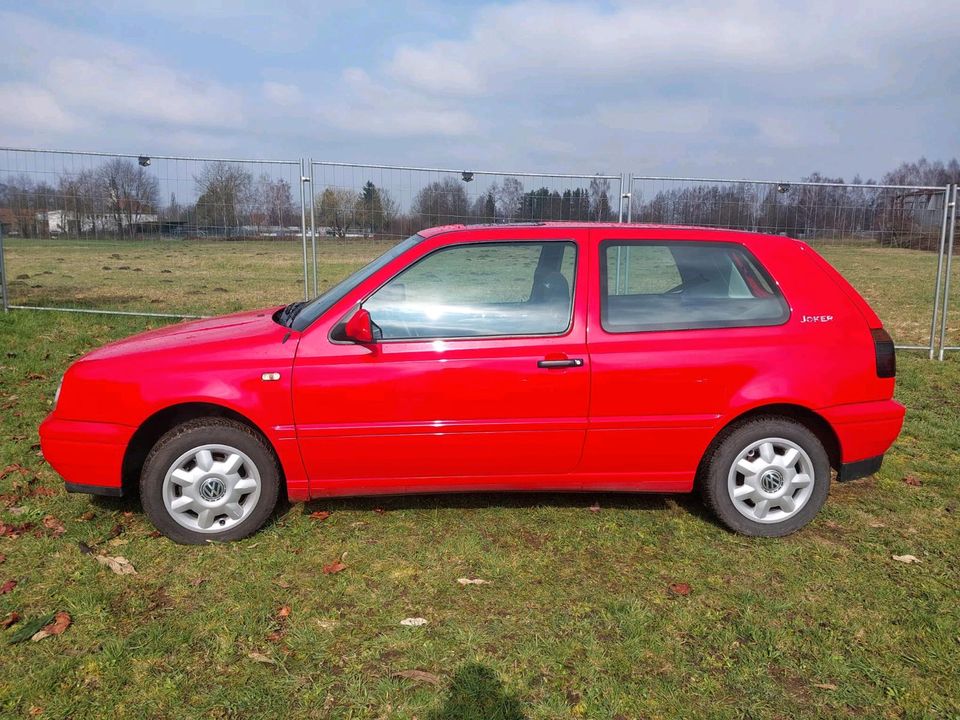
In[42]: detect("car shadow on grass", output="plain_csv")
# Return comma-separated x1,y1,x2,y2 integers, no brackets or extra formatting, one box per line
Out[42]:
295,488,716,525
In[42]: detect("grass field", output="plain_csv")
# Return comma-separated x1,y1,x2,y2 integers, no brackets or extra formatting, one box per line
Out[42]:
0,239,959,718
1,237,957,347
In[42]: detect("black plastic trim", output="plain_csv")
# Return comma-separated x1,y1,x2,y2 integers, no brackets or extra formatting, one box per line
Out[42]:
65,482,124,497
837,455,883,482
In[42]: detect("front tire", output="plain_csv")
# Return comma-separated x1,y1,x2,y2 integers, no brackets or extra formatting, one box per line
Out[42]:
140,418,280,544
700,416,830,537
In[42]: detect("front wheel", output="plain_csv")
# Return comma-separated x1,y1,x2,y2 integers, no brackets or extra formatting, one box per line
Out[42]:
140,418,280,544
700,417,831,537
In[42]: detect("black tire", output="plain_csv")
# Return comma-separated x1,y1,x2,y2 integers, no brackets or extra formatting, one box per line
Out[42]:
699,416,831,537
140,418,280,544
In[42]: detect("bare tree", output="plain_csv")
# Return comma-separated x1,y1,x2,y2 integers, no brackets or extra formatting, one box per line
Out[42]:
317,187,357,237
255,174,296,231
97,158,159,237
412,178,469,227
194,162,254,230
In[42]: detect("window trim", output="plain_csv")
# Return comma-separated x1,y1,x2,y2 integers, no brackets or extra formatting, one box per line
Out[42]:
331,239,579,344
598,239,790,334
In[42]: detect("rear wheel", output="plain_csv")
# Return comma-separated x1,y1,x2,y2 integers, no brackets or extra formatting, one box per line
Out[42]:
700,416,830,537
140,418,279,544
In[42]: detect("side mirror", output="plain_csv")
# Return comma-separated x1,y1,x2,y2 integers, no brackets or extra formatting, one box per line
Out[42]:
344,307,375,344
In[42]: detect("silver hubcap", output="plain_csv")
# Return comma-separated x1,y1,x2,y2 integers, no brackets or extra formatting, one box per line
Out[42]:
727,437,815,524
162,444,261,534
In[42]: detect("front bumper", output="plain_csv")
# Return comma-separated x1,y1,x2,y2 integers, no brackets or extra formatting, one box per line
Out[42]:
39,414,134,496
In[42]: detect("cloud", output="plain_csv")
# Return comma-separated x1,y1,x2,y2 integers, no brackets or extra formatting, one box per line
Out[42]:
0,9,243,148
0,83,78,133
319,68,480,138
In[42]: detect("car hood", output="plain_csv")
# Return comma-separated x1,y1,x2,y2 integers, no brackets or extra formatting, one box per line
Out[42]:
80,307,292,362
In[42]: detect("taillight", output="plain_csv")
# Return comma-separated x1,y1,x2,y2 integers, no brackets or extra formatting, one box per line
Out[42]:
871,328,896,378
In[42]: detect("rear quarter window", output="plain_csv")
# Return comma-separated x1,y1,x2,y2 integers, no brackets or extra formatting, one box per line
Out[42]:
601,241,789,333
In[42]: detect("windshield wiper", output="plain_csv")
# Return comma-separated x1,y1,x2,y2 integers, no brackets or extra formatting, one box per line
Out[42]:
277,300,308,328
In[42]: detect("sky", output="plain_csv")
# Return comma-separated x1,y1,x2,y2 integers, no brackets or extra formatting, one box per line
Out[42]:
1,0,958,181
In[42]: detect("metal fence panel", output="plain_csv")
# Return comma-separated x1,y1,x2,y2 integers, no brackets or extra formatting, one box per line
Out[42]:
0,147,307,318
308,161,624,299
938,184,958,359
629,176,950,352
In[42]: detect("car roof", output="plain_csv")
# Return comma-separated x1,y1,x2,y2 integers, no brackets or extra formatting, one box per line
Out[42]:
417,222,792,242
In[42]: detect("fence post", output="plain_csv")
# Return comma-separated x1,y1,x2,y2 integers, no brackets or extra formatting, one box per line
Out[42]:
299,159,310,302
617,174,626,223
928,185,952,358
0,224,8,313
626,175,634,223
938,184,957,361
308,159,318,297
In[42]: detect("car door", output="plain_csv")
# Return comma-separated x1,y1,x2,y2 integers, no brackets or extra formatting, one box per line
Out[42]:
581,228,791,490
292,231,590,495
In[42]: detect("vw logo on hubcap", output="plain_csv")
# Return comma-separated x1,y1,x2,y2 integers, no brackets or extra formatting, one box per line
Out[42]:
199,477,227,502
759,469,784,493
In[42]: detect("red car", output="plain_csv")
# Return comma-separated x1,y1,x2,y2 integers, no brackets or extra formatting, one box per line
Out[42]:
39,224,905,543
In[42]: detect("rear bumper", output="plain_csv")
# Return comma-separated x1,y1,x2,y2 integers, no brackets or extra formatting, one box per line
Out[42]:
821,399,905,470
838,455,884,482
39,414,134,496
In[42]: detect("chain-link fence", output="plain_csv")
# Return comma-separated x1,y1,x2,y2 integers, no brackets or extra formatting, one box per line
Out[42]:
0,148,307,317
305,161,623,297
2,146,958,360
628,176,952,353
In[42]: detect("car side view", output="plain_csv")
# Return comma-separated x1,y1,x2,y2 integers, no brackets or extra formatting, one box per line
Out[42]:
39,224,905,543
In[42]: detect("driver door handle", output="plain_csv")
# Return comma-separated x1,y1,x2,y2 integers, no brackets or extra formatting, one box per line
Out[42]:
537,357,584,369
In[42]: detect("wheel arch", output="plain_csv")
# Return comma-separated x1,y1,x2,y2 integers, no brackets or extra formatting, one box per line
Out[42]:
697,403,842,485
121,402,283,495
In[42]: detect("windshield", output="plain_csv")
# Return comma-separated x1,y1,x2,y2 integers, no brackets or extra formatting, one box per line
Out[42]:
290,234,425,332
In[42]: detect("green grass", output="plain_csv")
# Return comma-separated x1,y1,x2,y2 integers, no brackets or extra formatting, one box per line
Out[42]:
1,242,959,718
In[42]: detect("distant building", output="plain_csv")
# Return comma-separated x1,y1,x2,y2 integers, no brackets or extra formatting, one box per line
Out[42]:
38,201,159,234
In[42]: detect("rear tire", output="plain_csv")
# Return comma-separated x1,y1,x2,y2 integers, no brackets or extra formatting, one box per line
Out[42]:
140,418,279,544
700,416,830,537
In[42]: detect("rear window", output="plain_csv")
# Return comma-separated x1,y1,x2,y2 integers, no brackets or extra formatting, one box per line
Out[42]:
601,241,789,333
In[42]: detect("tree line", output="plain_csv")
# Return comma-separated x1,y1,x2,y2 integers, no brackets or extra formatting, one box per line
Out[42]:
1,156,957,247
0,160,297,238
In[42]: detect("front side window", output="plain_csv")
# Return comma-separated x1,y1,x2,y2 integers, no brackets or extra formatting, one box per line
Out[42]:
363,241,576,340
601,241,788,333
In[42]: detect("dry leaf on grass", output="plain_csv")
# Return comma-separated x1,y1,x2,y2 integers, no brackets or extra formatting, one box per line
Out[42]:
589,502,601,512
265,630,285,642
0,464,30,481
902,475,922,487
392,669,441,686
0,554,5,564
31,611,71,641
42,515,66,538
373,508,386,515
247,651,275,664
1,611,21,629
95,555,137,575
869,521,886,528
813,683,838,691
1,579,17,594
323,561,347,575
277,605,291,618
78,511,96,522
399,617,428,627
0,522,33,540
456,578,490,585
668,582,691,596
309,511,331,521
892,554,921,564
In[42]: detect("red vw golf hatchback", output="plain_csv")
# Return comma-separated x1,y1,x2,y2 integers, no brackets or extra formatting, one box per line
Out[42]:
40,224,904,543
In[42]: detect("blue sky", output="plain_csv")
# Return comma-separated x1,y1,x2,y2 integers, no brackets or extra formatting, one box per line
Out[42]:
1,0,958,180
